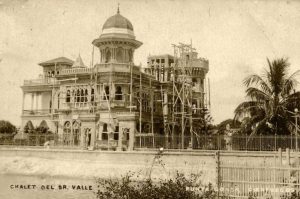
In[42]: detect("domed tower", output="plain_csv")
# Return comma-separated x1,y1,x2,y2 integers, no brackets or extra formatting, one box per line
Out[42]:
92,8,142,64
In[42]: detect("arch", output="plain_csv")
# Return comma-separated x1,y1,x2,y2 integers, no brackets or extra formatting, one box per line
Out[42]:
24,121,34,133
63,121,71,145
38,120,49,134
85,89,88,102
80,89,84,102
72,120,81,146
91,88,95,103
103,123,108,132
76,89,80,102
72,120,81,129
66,90,70,102
39,120,48,129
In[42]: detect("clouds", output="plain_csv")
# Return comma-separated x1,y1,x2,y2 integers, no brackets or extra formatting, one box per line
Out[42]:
0,0,299,125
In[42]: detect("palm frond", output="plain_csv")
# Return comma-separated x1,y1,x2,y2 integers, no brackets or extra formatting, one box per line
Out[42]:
234,101,264,120
245,87,270,102
243,74,272,95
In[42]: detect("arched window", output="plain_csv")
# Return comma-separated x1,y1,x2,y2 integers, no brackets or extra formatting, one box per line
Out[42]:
58,93,60,109
81,89,84,102
72,121,81,146
102,133,108,140
91,88,94,103
116,47,123,63
103,86,109,100
85,89,88,102
63,121,71,145
66,90,70,102
76,89,80,102
128,49,133,62
105,49,111,63
24,121,34,133
103,123,108,132
115,86,122,100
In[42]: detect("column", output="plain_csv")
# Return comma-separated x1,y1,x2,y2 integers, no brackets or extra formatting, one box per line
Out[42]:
128,122,135,150
90,126,96,150
117,128,123,151
31,93,34,110
22,91,25,112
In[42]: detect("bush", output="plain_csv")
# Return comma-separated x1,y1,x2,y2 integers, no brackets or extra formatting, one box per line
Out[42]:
0,120,16,134
96,172,217,199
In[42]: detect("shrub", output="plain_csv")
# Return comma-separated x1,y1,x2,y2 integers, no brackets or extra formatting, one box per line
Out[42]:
95,171,217,199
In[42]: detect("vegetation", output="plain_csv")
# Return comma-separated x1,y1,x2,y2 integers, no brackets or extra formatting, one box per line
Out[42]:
216,119,241,134
234,58,300,136
0,120,16,134
96,172,217,199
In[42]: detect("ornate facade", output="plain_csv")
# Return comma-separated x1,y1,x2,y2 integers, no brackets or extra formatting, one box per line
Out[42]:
21,9,209,150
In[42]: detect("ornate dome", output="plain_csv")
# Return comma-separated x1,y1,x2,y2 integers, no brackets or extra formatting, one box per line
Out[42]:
102,13,133,31
100,8,135,39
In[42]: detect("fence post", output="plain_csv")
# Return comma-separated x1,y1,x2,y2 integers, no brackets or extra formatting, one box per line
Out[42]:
260,134,262,151
286,148,290,166
278,148,282,166
215,151,220,199
274,134,277,151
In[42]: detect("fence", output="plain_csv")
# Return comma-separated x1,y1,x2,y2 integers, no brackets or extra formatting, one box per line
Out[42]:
1,133,300,152
219,159,300,198
135,134,300,151
0,134,81,148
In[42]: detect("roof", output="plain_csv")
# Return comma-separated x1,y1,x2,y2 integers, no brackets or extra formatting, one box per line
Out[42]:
102,13,134,31
72,54,86,68
39,57,74,67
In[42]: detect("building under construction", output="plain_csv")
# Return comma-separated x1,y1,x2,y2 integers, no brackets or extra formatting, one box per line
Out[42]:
20,9,210,150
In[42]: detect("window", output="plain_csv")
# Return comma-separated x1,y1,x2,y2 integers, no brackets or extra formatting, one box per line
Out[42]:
80,89,84,102
103,86,109,100
91,88,94,103
85,89,88,102
66,90,70,102
76,90,80,102
128,49,133,62
105,49,111,63
115,126,119,132
102,133,108,140
113,133,119,140
103,123,108,132
115,86,122,100
116,47,123,62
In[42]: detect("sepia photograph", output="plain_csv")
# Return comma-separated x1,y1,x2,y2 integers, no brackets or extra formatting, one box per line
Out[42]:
0,0,300,198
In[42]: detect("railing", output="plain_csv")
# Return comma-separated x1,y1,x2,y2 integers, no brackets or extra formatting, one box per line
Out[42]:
2,133,300,152
134,134,300,151
0,134,81,148
23,78,57,86
219,160,300,198
22,109,52,115
60,67,93,75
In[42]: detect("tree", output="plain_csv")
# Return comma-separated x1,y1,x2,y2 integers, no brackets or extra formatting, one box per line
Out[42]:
217,119,241,135
0,120,16,134
234,58,300,136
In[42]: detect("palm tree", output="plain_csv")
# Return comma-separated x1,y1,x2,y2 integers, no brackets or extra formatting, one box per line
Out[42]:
234,58,300,136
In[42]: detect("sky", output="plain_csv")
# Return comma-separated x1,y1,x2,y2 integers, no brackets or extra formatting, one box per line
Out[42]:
0,0,300,126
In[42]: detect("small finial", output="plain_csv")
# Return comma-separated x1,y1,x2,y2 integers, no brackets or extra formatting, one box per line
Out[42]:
117,3,120,14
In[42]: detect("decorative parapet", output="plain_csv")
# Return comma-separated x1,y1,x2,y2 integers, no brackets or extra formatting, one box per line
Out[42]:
23,78,58,86
60,67,93,75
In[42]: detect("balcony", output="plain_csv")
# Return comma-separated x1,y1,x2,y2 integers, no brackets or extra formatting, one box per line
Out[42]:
60,67,93,75
23,78,58,86
22,109,57,116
